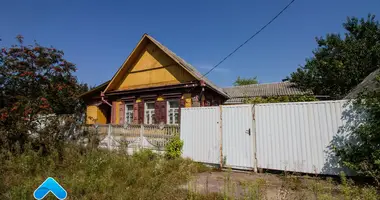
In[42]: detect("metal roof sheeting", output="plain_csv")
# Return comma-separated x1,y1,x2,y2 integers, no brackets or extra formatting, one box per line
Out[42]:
223,82,311,104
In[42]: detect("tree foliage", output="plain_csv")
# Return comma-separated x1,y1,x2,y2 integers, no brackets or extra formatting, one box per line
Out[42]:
334,77,380,185
233,76,258,86
0,35,88,153
244,95,317,104
287,14,380,99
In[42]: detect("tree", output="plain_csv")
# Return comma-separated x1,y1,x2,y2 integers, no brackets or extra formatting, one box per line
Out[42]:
334,77,380,185
233,76,258,86
287,14,380,99
0,35,88,153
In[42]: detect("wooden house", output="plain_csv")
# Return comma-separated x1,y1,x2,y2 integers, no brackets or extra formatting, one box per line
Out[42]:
80,34,229,125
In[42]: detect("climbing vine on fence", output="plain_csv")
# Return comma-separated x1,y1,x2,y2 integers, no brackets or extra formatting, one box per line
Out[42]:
243,95,318,104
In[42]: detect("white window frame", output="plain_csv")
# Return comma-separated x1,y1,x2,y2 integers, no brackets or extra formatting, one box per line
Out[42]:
167,100,179,125
144,101,155,124
125,103,133,124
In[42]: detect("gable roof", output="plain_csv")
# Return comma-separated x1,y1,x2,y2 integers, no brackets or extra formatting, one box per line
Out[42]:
223,82,312,104
79,80,110,98
104,34,228,97
344,68,380,99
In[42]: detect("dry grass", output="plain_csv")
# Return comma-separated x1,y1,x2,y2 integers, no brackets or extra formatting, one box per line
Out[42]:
0,145,207,200
0,146,378,200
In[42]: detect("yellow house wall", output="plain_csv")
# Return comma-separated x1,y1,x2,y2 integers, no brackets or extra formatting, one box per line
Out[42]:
183,93,192,107
86,105,107,124
86,105,98,124
116,42,195,90
113,101,121,125
97,108,107,124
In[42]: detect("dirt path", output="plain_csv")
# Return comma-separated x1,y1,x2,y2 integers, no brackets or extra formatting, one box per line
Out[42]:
183,171,324,199
184,171,285,199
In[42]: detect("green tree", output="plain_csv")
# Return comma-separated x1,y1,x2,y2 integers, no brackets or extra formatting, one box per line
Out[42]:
334,77,380,186
234,76,258,86
0,35,88,153
287,14,380,99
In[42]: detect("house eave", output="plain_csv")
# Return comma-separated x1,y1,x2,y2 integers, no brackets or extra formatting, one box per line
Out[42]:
105,82,199,96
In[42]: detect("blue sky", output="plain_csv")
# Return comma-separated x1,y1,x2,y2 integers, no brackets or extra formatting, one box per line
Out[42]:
1,0,379,87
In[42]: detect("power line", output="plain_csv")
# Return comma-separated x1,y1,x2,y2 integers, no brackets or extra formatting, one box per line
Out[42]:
201,0,296,78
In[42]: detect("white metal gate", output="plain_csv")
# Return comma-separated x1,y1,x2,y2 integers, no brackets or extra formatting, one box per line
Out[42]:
255,100,351,175
180,106,221,165
222,105,256,170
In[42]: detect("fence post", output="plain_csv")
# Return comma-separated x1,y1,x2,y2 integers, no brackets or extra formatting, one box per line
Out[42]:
107,124,112,150
140,124,144,150
219,105,223,169
252,105,258,173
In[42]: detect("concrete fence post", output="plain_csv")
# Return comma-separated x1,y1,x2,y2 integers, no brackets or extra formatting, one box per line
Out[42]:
107,124,112,150
140,124,144,149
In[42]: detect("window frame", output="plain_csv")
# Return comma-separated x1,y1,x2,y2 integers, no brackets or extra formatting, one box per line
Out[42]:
167,99,180,125
144,101,155,124
125,103,134,124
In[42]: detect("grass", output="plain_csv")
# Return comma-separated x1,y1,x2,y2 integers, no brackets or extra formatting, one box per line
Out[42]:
0,145,207,200
0,145,378,200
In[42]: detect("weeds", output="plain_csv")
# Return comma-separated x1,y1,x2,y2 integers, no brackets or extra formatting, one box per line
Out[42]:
0,145,203,200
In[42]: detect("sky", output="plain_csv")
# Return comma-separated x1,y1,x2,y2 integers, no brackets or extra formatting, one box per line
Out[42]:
1,0,380,88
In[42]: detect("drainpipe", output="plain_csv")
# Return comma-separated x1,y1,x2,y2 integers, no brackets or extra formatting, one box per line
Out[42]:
101,92,112,107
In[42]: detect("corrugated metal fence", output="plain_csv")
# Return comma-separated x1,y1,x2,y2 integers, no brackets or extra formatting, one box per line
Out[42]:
181,105,256,170
255,100,350,175
180,100,351,175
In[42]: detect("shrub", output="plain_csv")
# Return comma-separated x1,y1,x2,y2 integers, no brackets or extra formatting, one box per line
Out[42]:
334,77,380,186
165,135,184,159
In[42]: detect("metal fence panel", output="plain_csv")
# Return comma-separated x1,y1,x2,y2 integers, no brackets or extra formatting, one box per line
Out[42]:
255,100,350,175
180,106,221,165
222,105,256,170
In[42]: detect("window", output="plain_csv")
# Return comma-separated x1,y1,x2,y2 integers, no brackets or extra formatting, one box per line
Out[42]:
167,100,179,124
144,102,155,124
125,104,133,124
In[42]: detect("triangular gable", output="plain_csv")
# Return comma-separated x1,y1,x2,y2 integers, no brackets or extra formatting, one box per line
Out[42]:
104,34,228,97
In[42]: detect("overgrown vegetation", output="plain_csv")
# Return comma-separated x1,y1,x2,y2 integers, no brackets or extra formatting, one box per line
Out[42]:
0,146,207,200
286,14,380,99
244,94,317,104
233,76,259,86
334,77,380,186
165,135,184,159
0,35,88,155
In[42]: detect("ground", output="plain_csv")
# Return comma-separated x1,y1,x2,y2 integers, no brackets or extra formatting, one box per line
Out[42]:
184,170,379,199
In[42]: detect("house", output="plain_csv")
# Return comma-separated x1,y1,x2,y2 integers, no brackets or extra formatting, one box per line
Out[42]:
222,82,313,104
80,34,229,125
344,68,380,99
81,34,322,125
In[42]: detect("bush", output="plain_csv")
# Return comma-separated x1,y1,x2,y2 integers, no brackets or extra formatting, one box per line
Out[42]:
334,77,380,186
165,135,184,159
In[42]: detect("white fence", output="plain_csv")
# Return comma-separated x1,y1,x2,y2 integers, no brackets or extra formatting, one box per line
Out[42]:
255,100,350,175
181,105,257,170
85,124,179,154
180,100,352,175
181,107,221,165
